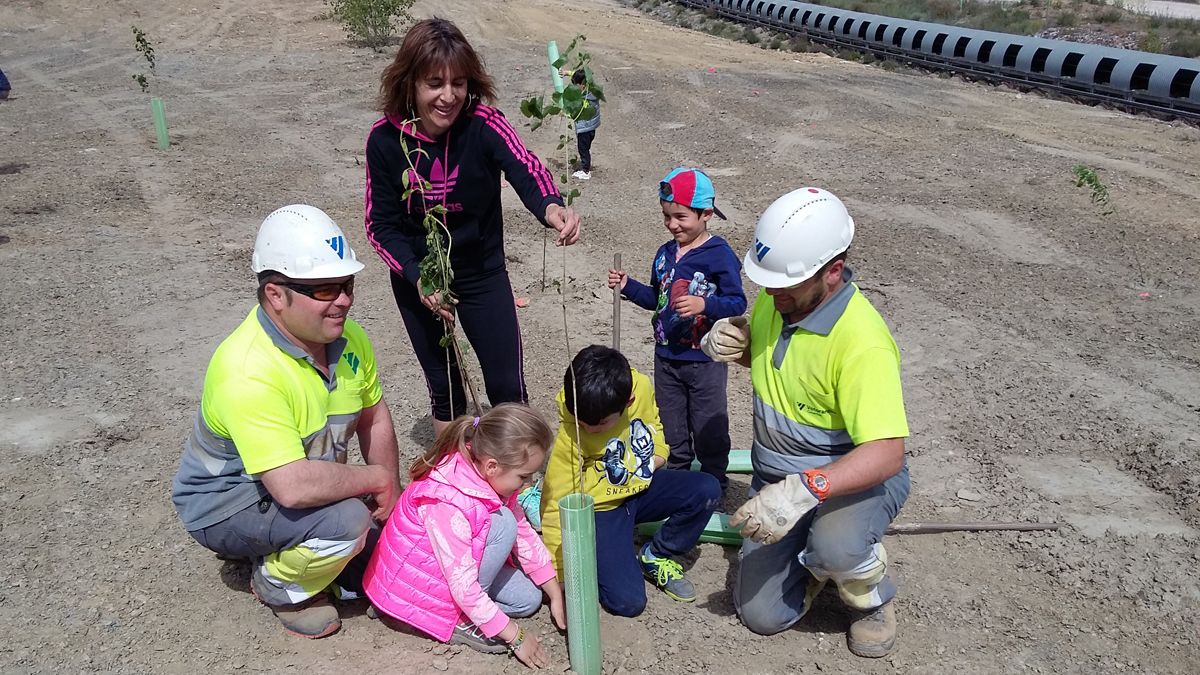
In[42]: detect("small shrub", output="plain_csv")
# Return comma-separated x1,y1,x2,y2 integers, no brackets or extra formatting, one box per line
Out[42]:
929,0,960,20
743,26,761,44
1168,33,1200,58
327,0,414,52
880,59,900,71
1095,8,1123,23
1057,11,1079,27
768,38,783,49
1138,30,1164,52
788,35,811,51
861,52,878,65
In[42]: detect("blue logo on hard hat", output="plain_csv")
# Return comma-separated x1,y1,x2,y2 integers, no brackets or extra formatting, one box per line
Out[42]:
754,239,771,262
327,236,346,259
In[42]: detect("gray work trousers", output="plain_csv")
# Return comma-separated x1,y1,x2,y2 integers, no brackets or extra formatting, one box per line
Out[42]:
190,496,376,607
735,457,909,635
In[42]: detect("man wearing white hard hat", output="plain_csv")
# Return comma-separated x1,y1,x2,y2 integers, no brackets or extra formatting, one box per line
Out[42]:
701,188,910,657
172,205,401,639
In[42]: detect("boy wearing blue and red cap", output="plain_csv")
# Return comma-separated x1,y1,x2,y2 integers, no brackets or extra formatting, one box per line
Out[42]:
608,168,747,490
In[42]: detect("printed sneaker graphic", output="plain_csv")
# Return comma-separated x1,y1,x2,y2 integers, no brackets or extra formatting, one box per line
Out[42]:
600,438,629,486
629,419,655,479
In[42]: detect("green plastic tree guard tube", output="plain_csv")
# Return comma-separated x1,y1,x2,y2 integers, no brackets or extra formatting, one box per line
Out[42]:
690,448,752,474
637,511,744,546
150,96,169,150
547,41,565,94
560,493,601,675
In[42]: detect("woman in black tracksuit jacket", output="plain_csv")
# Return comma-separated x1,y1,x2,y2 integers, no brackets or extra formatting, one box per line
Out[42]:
365,18,581,433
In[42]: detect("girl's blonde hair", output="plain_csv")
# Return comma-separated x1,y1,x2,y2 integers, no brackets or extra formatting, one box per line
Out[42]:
410,403,553,482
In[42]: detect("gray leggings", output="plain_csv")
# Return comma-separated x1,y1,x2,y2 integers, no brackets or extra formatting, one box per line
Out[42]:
479,507,543,618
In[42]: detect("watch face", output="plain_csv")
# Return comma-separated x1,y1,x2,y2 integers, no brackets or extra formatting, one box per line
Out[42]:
811,474,828,491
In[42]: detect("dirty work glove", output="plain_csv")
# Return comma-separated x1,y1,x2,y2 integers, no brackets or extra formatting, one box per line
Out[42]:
700,316,750,362
730,474,819,545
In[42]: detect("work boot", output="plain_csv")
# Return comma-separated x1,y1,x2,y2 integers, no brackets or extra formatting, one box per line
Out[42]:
251,572,341,639
847,601,896,658
265,593,341,639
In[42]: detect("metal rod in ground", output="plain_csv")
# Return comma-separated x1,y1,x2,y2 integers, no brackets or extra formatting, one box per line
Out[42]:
150,96,169,150
638,517,1061,545
560,493,602,675
612,253,621,350
885,522,1060,534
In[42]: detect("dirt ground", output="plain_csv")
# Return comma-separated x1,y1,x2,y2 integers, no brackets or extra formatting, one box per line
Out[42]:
3,0,1199,672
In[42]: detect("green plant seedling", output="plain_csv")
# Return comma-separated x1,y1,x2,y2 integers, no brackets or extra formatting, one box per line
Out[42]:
397,118,482,412
1072,164,1112,214
131,26,156,93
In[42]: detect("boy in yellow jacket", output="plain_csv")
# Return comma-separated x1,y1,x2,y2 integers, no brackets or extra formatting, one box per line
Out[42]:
540,345,721,616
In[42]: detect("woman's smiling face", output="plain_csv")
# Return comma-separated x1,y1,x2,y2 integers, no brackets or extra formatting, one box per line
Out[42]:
414,66,467,138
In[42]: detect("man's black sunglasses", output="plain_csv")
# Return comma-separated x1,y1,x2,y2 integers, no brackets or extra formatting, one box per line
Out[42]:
277,278,355,302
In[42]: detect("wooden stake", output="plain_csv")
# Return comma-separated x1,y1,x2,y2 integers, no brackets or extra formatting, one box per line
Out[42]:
612,253,621,350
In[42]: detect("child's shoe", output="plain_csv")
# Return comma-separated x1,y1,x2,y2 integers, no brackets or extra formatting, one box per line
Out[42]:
572,170,591,180
449,621,508,654
638,543,696,603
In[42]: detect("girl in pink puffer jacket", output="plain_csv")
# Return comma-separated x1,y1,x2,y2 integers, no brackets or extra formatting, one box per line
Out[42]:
364,404,565,668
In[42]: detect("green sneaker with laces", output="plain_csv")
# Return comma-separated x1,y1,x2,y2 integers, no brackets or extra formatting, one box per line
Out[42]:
639,544,696,603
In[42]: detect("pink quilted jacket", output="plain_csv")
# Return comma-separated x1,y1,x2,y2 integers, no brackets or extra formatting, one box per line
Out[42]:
363,449,555,641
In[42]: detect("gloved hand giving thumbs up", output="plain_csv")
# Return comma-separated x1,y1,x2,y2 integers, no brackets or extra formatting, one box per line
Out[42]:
700,316,750,362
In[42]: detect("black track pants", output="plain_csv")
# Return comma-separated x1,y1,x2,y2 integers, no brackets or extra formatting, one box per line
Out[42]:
391,270,527,421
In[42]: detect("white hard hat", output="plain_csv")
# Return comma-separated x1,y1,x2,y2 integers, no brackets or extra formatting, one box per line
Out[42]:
251,204,365,279
743,187,854,288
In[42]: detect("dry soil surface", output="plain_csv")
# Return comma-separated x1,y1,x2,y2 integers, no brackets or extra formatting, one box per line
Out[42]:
2,0,1199,673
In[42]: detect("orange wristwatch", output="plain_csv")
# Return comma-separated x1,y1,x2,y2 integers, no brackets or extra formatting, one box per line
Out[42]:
802,469,830,502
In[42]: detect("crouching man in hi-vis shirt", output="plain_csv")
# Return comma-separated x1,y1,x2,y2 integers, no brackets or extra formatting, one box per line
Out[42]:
703,188,910,658
172,205,401,639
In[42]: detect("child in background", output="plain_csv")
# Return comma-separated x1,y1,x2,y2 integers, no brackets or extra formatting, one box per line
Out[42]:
608,168,747,490
364,404,565,669
570,69,600,180
540,345,721,617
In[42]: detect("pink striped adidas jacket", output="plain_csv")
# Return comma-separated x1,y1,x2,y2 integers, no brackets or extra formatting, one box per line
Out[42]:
364,104,564,288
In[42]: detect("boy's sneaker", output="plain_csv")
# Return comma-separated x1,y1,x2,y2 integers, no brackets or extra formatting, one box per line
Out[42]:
517,482,543,531
639,544,696,603
449,621,508,654
572,170,591,180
